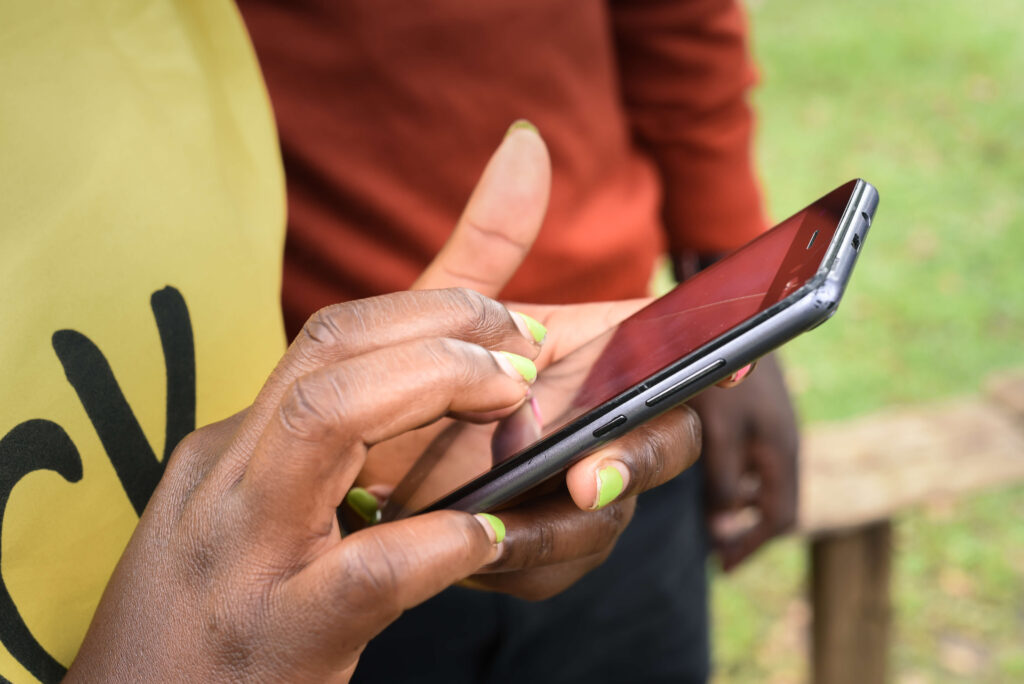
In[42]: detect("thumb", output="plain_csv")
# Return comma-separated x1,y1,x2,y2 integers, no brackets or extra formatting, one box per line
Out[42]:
414,120,551,296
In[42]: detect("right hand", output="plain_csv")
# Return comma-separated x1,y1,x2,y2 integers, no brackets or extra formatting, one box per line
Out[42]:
66,289,542,683
346,124,715,601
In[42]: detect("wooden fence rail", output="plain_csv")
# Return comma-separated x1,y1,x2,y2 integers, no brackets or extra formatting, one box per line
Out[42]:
796,370,1024,683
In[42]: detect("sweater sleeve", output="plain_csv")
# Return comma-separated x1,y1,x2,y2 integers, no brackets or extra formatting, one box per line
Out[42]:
611,0,768,256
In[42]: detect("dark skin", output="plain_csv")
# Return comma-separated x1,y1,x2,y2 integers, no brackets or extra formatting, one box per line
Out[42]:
67,290,545,682
67,126,779,681
67,130,715,680
65,292,704,681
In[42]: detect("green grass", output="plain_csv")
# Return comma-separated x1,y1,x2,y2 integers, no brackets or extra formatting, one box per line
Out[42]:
712,1,1024,681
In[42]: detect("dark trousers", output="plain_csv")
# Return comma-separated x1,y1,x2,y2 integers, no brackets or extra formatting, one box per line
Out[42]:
353,463,709,684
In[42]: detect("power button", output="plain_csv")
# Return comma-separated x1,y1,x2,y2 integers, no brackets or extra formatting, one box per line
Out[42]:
645,359,727,407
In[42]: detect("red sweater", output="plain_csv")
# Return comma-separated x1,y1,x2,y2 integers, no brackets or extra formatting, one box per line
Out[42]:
240,0,767,338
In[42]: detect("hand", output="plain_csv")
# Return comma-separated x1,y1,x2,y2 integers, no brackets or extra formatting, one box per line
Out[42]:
348,122,704,600
690,352,799,571
67,289,545,683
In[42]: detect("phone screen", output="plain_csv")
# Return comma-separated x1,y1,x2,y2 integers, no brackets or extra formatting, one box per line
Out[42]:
565,179,855,414
387,181,857,516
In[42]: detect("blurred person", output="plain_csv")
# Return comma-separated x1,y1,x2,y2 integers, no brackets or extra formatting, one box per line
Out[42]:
240,0,799,681
0,2,726,681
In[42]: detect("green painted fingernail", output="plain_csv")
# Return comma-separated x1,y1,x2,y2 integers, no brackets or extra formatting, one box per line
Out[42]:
346,487,380,524
498,351,537,383
593,466,625,510
505,119,538,138
514,312,547,344
478,513,506,543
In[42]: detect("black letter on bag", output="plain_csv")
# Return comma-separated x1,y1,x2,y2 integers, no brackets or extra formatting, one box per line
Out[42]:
0,420,81,683
0,286,196,680
151,286,196,462
51,286,196,514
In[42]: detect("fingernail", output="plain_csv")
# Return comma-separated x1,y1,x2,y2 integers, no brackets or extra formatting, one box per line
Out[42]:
592,464,627,510
475,513,506,544
345,487,381,524
494,351,537,384
727,364,753,384
512,311,547,344
504,119,539,138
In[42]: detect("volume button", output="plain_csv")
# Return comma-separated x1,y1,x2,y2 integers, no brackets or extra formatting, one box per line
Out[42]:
645,359,727,407
593,415,627,438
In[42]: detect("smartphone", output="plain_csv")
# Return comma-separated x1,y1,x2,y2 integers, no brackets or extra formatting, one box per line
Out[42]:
414,179,878,515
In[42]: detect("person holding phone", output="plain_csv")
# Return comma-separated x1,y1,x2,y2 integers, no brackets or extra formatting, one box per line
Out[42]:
1,4,720,680
239,0,800,681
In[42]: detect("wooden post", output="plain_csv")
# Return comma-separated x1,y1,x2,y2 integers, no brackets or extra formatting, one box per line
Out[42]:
810,521,892,684
798,373,1024,683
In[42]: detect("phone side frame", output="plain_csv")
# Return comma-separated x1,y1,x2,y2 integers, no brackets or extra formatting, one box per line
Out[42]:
422,180,879,514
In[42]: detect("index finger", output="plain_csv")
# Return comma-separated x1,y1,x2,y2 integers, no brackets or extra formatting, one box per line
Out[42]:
245,289,541,438
238,337,536,540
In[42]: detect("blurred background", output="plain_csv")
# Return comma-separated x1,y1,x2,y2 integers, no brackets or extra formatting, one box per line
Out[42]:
710,0,1024,681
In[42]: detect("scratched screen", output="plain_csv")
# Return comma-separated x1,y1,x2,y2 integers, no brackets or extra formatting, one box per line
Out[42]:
566,179,856,412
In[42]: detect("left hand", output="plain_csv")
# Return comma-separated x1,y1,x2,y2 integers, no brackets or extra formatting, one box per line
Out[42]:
689,352,799,571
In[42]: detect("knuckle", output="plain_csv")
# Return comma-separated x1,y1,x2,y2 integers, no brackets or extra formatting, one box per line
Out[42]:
532,518,558,564
180,515,221,583
299,304,351,354
336,538,403,619
668,405,703,472
626,428,667,493
173,498,241,591
501,515,556,569
422,335,462,363
623,407,701,493
202,592,264,677
422,336,483,385
446,287,508,340
678,404,703,454
167,428,210,472
277,374,344,443
160,424,233,513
